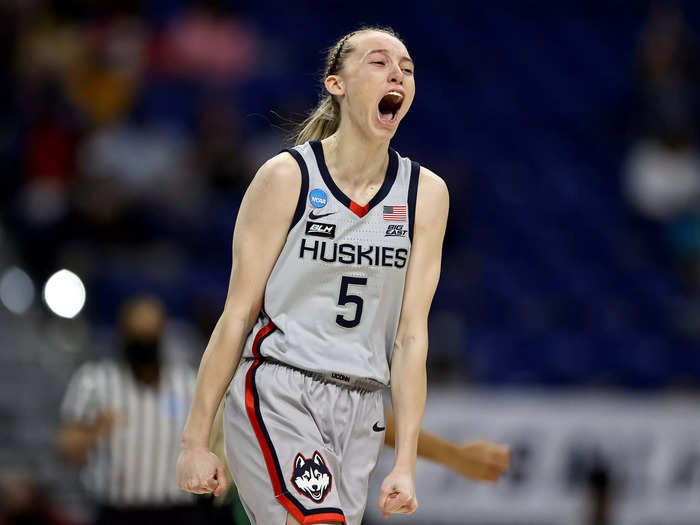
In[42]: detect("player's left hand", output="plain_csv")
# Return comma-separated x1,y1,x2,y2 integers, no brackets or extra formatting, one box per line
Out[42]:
450,440,510,482
377,468,417,518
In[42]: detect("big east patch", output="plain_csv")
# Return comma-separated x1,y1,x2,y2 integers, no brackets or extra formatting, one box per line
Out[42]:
291,451,332,503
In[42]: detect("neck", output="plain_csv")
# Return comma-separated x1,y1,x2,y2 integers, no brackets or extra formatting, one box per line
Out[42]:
322,119,390,188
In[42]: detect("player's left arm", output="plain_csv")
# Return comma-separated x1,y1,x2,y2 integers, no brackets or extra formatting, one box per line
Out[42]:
378,167,449,518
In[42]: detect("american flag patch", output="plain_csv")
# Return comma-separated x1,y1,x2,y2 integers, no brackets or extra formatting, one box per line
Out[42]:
383,205,407,221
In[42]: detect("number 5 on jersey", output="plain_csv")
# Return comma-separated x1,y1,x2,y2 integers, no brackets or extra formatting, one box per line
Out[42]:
336,276,367,328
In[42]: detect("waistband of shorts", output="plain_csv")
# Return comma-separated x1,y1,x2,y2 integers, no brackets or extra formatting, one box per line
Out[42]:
245,357,386,393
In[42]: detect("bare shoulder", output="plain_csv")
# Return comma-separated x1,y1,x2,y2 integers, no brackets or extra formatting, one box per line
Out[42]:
236,151,303,233
417,165,449,217
250,151,302,194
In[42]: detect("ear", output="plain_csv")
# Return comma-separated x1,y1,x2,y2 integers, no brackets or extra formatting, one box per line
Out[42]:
324,75,344,97
313,451,325,467
295,454,305,469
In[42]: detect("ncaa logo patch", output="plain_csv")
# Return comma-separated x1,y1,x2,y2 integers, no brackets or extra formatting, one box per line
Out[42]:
309,188,328,208
291,450,332,503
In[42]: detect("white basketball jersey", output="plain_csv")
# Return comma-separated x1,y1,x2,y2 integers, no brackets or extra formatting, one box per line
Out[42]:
241,140,420,385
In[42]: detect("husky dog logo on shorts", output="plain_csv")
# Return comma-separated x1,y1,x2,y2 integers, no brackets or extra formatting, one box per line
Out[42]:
291,451,332,503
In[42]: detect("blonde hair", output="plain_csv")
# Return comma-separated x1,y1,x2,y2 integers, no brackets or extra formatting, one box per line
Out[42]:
294,26,401,146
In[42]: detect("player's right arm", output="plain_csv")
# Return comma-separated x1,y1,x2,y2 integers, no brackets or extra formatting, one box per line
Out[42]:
177,152,301,496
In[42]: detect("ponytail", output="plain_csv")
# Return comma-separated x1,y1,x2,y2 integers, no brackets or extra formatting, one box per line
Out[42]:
294,95,340,145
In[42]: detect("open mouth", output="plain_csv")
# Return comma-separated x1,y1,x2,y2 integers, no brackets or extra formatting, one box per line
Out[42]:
310,489,322,500
377,90,404,124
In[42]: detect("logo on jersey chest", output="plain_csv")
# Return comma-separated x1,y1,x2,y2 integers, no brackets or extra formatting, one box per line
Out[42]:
385,224,407,237
308,210,336,220
309,188,328,208
305,221,336,239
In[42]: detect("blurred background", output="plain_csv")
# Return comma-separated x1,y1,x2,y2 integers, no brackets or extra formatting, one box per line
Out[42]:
3,0,700,524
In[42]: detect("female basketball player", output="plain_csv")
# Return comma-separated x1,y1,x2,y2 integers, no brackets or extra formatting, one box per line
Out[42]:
177,27,450,524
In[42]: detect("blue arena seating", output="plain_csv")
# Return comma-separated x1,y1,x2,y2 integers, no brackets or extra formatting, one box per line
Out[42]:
85,2,700,387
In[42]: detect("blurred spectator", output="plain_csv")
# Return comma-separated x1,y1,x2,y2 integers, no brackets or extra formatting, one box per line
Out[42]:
22,84,78,186
56,296,204,524
153,1,258,85
624,3,700,222
64,14,147,126
15,14,87,89
16,82,77,232
623,130,700,222
0,469,76,525
77,118,192,204
633,3,699,140
623,4,700,291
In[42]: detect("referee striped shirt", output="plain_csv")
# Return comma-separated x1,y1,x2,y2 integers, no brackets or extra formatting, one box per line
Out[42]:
60,360,196,506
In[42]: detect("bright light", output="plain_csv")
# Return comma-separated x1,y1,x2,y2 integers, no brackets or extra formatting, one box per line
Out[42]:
43,269,86,318
0,267,35,314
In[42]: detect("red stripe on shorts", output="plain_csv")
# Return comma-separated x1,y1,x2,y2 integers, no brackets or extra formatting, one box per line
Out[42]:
244,321,345,524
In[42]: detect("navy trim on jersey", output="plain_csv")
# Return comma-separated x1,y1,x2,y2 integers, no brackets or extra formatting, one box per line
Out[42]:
309,140,398,217
284,148,310,233
246,324,346,521
407,160,420,243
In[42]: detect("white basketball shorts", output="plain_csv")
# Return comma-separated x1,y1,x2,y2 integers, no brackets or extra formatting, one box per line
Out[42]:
224,357,385,525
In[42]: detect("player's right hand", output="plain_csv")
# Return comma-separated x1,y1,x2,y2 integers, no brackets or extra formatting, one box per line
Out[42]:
378,468,418,518
176,446,228,496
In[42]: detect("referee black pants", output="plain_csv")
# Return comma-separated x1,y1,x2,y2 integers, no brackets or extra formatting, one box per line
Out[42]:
95,504,210,525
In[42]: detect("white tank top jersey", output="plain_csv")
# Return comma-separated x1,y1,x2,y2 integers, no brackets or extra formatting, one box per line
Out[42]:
241,140,420,385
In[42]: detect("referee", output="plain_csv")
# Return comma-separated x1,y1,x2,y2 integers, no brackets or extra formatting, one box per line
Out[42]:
57,296,205,525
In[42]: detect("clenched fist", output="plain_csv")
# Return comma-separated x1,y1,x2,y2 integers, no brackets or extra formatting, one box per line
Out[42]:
448,440,510,482
377,468,418,518
176,446,228,496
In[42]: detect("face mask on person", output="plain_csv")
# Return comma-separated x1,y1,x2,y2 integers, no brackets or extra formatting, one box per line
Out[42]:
123,338,160,367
